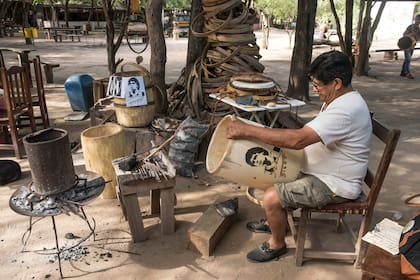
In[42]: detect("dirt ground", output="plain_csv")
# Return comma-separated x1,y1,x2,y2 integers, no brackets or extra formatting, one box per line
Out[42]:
0,29,419,280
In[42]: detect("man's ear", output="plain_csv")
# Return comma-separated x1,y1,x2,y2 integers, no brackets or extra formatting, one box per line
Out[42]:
334,78,343,90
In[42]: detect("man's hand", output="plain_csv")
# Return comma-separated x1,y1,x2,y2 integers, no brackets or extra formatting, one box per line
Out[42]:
226,115,248,139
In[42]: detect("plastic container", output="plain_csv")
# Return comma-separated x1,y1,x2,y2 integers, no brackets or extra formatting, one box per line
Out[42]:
81,124,128,199
206,115,305,190
64,73,94,112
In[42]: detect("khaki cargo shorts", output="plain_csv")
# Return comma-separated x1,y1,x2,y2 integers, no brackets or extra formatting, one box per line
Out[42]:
274,174,350,209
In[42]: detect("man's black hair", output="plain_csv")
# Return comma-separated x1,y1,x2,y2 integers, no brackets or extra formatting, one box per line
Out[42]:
308,50,352,86
128,77,140,89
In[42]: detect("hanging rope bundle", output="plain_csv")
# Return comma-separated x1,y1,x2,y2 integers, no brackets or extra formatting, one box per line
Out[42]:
184,0,265,120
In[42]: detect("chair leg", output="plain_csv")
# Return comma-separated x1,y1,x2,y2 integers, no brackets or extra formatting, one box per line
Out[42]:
335,213,344,233
287,210,297,242
354,216,369,268
8,122,21,159
295,208,309,266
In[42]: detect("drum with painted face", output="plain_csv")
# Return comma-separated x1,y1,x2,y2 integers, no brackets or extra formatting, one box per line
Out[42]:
206,115,305,190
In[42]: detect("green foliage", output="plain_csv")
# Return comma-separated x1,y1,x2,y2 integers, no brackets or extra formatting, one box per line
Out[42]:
32,0,104,5
255,0,297,21
164,0,191,9
255,0,360,28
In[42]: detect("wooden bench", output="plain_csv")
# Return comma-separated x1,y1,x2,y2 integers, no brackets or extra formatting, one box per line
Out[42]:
374,47,420,60
41,62,60,83
64,34,81,42
52,30,82,42
113,153,176,243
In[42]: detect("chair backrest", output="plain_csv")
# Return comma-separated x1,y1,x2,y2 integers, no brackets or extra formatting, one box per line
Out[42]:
0,65,33,117
0,51,5,69
32,55,49,128
33,56,44,89
364,117,401,222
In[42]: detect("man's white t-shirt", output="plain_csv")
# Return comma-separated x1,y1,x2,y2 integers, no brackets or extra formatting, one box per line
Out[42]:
303,90,372,199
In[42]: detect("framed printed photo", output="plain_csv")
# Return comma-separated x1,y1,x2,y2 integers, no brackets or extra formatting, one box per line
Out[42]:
122,76,147,107
107,75,123,97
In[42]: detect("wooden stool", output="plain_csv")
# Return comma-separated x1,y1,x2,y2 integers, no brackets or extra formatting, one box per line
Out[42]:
362,244,409,280
117,177,176,243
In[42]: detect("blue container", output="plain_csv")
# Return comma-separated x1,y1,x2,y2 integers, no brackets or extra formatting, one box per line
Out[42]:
64,74,94,112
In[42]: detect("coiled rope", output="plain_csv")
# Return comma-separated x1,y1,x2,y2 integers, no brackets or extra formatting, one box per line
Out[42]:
186,0,265,120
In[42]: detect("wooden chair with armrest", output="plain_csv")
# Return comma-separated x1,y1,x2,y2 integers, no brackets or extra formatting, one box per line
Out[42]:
290,116,401,268
0,65,36,159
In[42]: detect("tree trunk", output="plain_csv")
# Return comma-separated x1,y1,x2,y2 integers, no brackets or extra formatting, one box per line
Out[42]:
329,0,353,58
355,0,372,76
329,0,345,52
370,1,386,41
355,0,365,42
64,0,69,28
146,0,167,113
103,0,128,74
286,0,317,101
186,0,206,84
344,0,353,57
354,1,386,76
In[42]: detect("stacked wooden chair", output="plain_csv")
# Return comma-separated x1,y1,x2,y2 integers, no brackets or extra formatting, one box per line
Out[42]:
0,65,36,158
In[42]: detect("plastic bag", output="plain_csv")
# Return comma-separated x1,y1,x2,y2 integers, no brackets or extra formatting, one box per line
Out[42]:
168,116,209,177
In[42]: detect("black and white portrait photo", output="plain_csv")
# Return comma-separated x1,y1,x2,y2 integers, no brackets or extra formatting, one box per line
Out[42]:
122,76,147,107
107,76,122,97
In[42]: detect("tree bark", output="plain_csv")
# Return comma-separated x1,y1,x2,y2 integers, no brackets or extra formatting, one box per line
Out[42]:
146,0,167,113
370,1,386,41
286,0,316,101
103,0,128,74
329,0,345,52
64,0,69,28
355,0,372,76
344,0,353,57
186,0,206,84
329,0,353,58
355,0,365,42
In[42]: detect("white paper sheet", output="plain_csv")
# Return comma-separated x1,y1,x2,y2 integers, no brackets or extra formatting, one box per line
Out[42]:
362,218,403,255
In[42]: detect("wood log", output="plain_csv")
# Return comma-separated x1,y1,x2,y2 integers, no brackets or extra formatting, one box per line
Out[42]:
188,197,237,257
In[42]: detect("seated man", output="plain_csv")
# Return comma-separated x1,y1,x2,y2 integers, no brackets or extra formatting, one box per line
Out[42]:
227,50,372,262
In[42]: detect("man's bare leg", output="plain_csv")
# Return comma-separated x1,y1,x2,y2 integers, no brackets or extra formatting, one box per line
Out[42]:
246,186,288,262
263,186,287,250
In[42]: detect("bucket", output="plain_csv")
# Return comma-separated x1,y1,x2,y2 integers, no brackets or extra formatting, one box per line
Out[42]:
111,63,157,127
23,128,76,195
81,123,127,199
206,115,304,190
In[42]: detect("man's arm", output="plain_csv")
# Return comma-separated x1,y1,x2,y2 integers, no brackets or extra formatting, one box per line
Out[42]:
226,115,321,150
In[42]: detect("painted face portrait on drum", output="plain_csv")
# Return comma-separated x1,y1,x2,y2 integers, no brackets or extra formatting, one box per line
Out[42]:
245,147,281,175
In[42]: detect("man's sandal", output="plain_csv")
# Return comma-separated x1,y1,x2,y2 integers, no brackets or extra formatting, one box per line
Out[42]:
246,241,288,262
246,219,271,233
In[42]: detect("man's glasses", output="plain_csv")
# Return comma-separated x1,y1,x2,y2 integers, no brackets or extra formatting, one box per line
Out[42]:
307,76,336,90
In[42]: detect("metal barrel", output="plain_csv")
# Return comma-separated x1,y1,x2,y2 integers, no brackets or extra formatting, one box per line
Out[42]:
23,128,76,195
